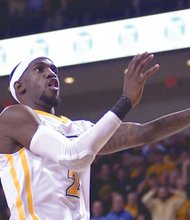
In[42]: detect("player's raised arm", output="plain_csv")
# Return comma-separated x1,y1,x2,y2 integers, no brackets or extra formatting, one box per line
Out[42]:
99,54,190,155
99,108,190,155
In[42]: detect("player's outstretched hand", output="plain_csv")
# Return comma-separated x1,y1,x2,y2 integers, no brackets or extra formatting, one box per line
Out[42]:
123,52,159,107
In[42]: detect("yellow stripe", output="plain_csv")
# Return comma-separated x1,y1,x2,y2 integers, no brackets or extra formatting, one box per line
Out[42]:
19,149,39,220
34,109,70,123
5,154,25,220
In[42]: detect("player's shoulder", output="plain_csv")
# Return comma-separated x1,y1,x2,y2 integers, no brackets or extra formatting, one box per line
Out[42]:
0,104,39,125
1,104,32,117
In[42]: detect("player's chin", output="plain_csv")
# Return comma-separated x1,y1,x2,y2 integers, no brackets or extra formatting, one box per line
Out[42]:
49,93,60,106
40,93,60,108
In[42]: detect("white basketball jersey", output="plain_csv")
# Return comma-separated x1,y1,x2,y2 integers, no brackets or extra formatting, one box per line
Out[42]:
0,110,94,220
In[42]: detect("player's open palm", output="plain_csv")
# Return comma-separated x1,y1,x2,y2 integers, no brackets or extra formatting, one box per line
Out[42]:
123,52,159,107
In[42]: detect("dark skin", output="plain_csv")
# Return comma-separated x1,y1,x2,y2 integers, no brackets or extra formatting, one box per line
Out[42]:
0,52,190,157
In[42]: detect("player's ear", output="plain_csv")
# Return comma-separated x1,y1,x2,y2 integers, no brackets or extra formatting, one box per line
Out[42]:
14,80,26,94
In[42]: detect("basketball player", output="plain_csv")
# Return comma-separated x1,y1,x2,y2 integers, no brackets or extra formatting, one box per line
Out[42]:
0,52,189,219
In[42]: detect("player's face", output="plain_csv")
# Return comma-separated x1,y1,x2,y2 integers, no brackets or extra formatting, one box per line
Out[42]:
22,58,60,109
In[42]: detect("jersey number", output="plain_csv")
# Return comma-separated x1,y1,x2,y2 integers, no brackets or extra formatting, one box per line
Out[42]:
66,170,80,198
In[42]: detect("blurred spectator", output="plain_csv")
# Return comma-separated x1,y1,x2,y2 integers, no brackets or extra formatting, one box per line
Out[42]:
168,169,181,188
158,171,172,186
137,173,159,197
106,193,134,220
142,186,186,220
181,154,190,185
90,200,106,220
177,186,190,220
176,157,190,220
112,167,128,194
125,191,150,220
176,178,187,192
92,163,114,213
129,156,146,191
146,148,176,177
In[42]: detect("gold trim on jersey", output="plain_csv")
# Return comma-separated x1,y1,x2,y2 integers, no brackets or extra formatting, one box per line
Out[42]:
19,149,39,220
5,153,25,220
34,110,70,124
5,148,39,220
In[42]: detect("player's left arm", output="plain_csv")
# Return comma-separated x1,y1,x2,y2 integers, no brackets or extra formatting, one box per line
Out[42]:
98,108,190,155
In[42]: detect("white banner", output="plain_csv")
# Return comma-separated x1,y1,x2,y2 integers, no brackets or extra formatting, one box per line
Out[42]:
0,9,190,76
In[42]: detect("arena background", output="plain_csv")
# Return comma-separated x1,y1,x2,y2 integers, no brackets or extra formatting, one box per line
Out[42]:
0,1,190,219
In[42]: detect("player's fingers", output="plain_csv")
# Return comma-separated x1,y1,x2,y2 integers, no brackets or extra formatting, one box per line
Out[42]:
135,54,155,75
133,52,149,62
143,64,160,80
126,52,149,75
130,52,149,68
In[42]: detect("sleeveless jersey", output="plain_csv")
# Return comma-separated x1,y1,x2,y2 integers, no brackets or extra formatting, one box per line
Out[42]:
0,110,94,220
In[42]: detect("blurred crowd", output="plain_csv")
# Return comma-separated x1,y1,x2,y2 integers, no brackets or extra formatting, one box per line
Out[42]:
0,0,190,40
90,130,190,220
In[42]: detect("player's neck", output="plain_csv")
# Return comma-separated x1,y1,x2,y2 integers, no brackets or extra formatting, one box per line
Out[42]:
34,106,55,114
25,102,55,115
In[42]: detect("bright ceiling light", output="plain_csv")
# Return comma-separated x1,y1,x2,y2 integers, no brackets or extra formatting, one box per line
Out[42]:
186,59,190,66
64,77,75,84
